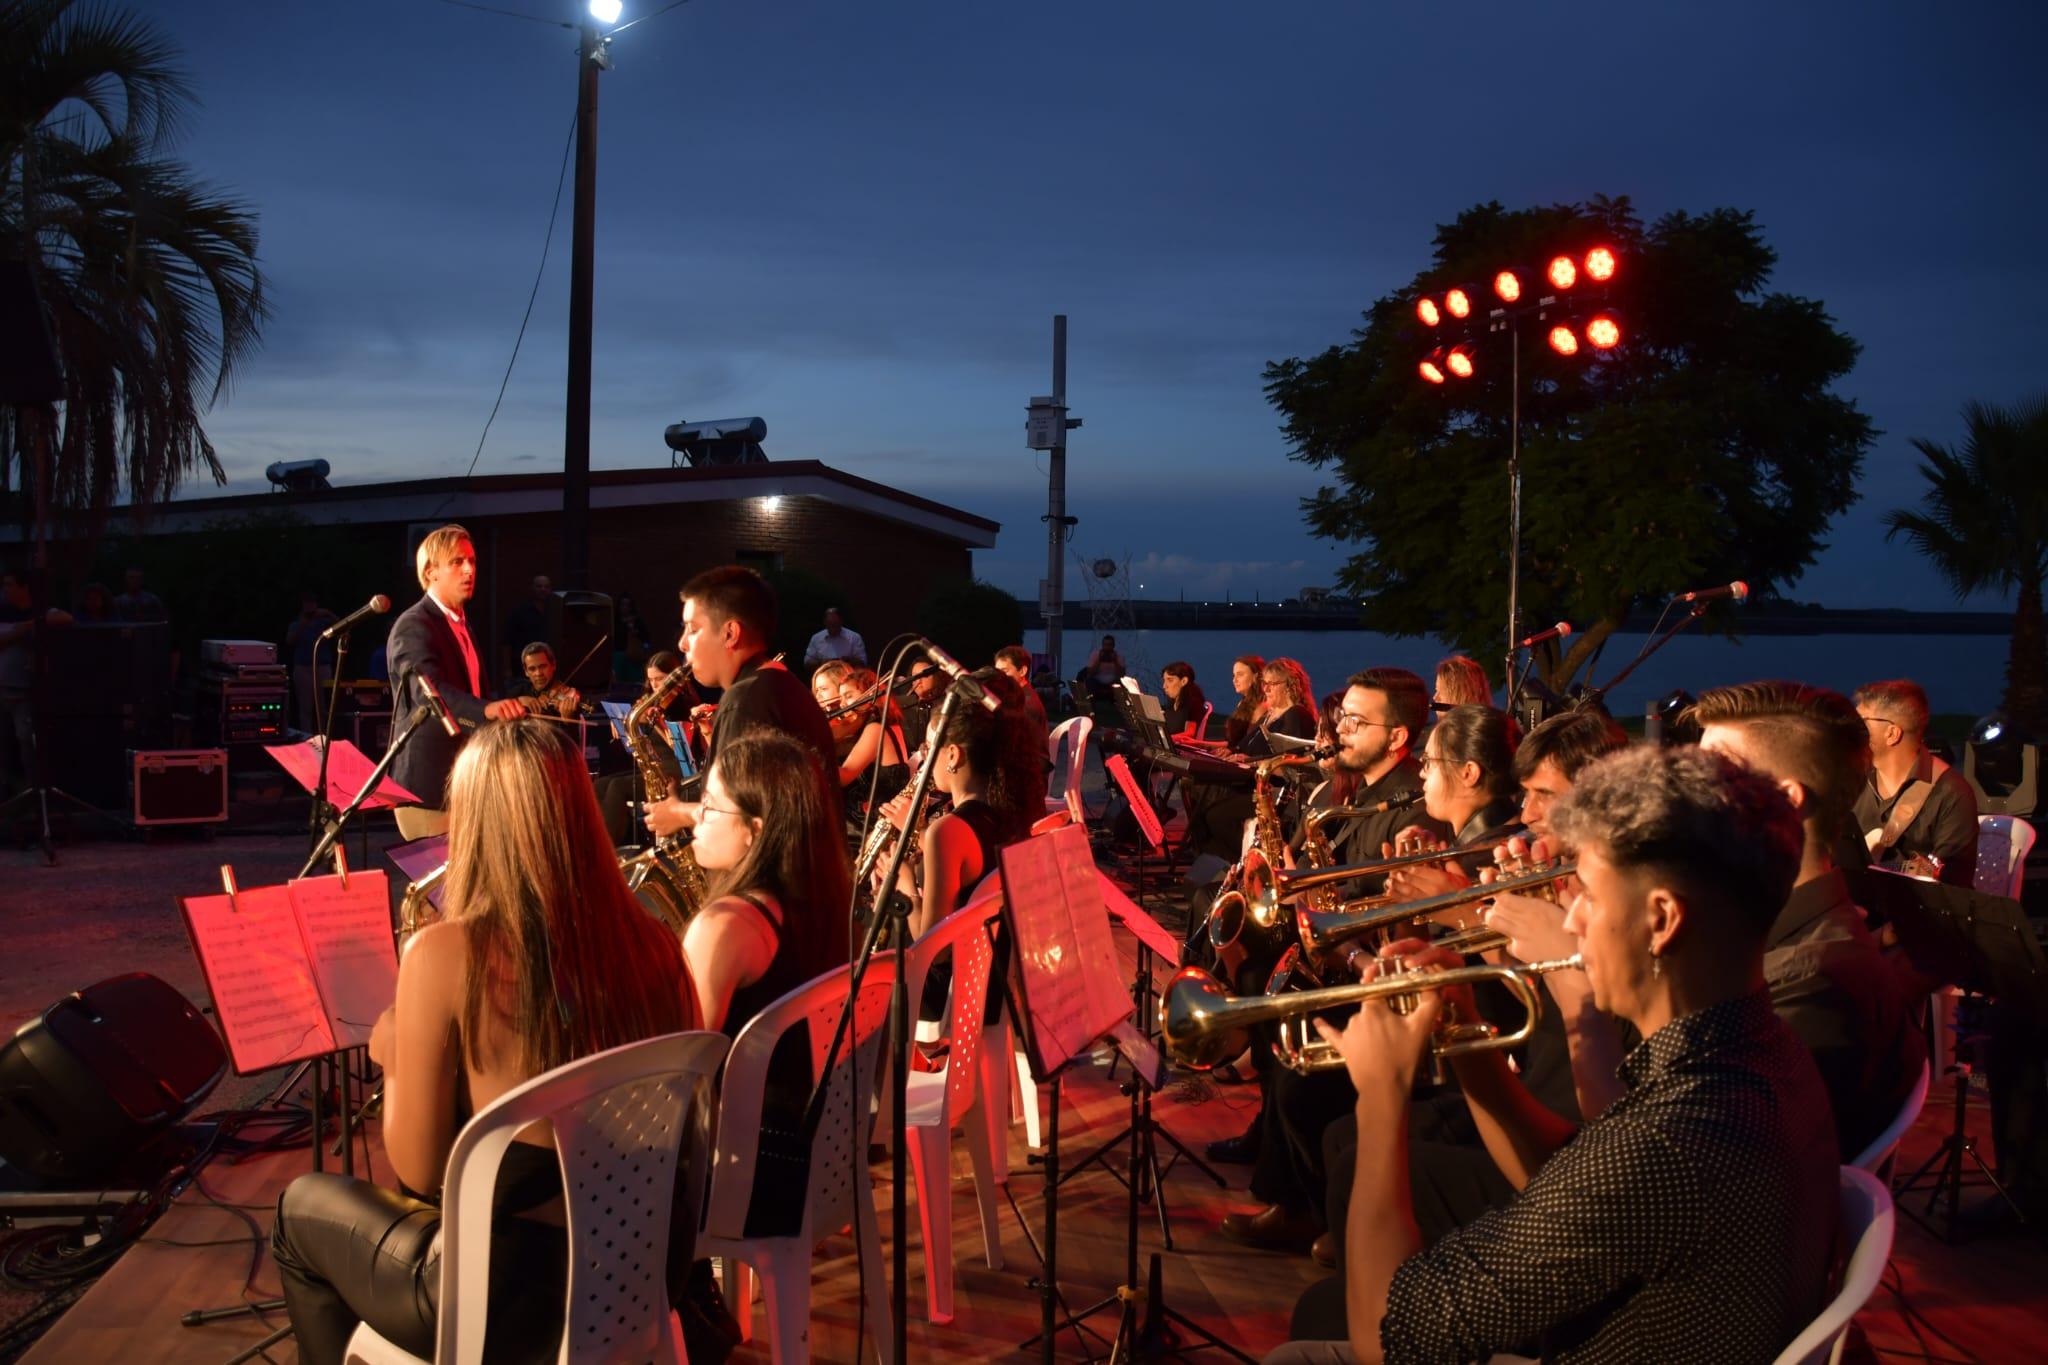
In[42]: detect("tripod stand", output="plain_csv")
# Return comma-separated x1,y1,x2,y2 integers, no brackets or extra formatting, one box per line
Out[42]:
1896,993,2033,1243
1058,941,1224,1248
1,676,127,865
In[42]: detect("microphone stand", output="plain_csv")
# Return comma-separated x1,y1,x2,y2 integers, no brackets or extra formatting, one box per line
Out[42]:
1577,601,1709,712
800,681,966,1365
306,629,352,851
297,702,435,881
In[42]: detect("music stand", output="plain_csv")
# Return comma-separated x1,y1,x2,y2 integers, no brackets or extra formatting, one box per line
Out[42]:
1851,867,2047,1240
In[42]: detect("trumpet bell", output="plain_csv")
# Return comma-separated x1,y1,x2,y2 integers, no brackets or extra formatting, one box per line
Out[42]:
1159,966,1246,1072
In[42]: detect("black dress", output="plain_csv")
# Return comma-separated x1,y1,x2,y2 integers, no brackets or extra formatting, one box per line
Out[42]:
721,892,826,1239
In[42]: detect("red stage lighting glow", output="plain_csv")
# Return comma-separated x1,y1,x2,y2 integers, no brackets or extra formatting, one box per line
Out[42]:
1416,297,1441,327
1444,288,1472,319
1446,346,1475,378
1493,270,1522,303
1548,325,1579,356
1586,315,1621,349
1419,357,1446,384
1584,247,1617,282
1547,256,1577,290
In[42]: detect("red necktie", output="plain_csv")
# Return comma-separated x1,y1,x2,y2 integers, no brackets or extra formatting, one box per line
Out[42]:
449,613,481,697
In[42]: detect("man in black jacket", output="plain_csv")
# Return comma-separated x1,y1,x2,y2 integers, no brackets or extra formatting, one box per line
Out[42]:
644,566,835,841
385,525,528,838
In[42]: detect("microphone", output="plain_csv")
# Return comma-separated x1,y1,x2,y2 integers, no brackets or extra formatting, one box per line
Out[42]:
1679,580,1749,604
319,594,392,641
412,669,461,738
1518,621,1572,649
918,640,1002,714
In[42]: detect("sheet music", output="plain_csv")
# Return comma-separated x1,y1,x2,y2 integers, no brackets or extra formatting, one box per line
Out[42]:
290,870,399,1049
1104,754,1163,850
1000,824,1133,1078
179,886,336,1073
265,738,418,809
1099,872,1181,965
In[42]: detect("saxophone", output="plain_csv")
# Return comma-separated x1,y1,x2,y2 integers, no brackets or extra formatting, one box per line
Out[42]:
621,664,706,927
853,760,934,920
1205,750,1322,967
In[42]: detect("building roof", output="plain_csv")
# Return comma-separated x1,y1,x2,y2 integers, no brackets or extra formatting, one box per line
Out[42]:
45,460,1001,548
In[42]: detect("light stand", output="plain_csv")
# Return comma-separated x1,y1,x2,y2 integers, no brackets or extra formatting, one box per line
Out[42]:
802,681,967,1365
306,627,351,850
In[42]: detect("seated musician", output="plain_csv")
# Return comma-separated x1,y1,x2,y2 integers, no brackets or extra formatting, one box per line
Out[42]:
1160,661,1208,739
1851,678,1979,886
1268,744,1839,1365
270,719,700,1365
682,731,852,1237
811,659,859,761
1226,697,1498,1256
512,641,582,719
835,665,913,816
1432,653,1492,708
596,650,694,847
1186,658,1319,861
993,644,1051,739
1217,653,1267,751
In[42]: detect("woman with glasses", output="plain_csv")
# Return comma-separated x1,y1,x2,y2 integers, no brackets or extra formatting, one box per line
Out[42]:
1184,658,1319,860
1382,703,1524,900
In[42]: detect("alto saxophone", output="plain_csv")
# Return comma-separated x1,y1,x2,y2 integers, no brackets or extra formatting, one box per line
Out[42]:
621,664,707,920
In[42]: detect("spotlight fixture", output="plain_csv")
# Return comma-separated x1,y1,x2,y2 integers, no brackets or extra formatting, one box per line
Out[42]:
1586,315,1622,349
1547,255,1577,290
1584,246,1617,282
589,0,623,23
1547,325,1579,356
1493,270,1522,303
1419,352,1447,384
1416,296,1441,327
1446,345,1475,379
1444,288,1472,319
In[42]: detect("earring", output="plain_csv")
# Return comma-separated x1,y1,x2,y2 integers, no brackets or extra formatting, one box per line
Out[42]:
947,760,960,774
1650,952,1663,980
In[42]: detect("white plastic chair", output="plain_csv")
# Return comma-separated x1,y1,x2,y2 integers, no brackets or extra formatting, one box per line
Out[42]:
698,961,897,1365
1046,715,1094,820
1973,813,2035,899
1770,1167,1896,1365
896,901,1007,1323
1848,1058,1930,1180
1195,700,1214,740
343,1029,731,1365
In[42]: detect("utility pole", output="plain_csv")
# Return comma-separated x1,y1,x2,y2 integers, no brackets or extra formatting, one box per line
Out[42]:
1027,317,1081,685
561,23,609,591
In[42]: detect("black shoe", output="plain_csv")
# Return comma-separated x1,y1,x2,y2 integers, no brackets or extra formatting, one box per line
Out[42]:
1206,1126,1260,1165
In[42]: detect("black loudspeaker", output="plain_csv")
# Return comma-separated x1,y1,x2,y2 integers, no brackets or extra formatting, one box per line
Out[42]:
0,974,226,1184
547,590,614,691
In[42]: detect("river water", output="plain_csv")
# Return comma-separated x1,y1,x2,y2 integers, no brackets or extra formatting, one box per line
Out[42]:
1026,627,2017,720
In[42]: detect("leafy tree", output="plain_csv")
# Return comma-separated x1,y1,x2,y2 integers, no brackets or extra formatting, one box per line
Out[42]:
1885,396,2048,737
1264,196,1873,692
1,0,266,567
917,579,1023,669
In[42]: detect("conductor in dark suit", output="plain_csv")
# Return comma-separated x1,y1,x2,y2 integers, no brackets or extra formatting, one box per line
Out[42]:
386,525,529,838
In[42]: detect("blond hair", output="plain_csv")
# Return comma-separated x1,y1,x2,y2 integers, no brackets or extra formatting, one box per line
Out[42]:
414,524,473,591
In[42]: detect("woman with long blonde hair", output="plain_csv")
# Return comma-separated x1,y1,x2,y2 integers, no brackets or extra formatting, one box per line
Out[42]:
270,718,698,1364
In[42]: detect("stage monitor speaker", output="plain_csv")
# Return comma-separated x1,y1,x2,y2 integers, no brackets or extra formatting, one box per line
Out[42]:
547,590,614,691
0,974,226,1184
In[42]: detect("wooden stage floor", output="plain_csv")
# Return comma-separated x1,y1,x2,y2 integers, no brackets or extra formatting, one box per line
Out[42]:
20,988,2048,1362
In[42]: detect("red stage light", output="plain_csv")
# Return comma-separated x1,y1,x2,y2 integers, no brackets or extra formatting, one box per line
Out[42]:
1586,315,1621,348
1416,297,1441,327
1419,356,1446,384
1547,255,1577,290
1547,325,1579,356
1444,288,1472,319
1446,345,1475,379
1584,247,1617,282
1493,270,1522,303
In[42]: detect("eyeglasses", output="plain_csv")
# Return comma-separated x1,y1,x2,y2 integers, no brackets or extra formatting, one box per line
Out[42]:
1336,713,1391,734
1418,753,1453,772
1857,713,1900,730
700,801,744,821
1261,678,1288,690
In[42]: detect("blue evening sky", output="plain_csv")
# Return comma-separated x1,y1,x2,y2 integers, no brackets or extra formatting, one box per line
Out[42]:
148,1,2047,609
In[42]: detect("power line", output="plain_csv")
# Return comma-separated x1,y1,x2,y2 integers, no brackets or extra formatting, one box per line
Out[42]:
452,104,578,490
428,0,573,29
610,0,694,37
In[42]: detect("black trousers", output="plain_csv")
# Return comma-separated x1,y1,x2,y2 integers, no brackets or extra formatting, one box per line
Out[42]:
270,1153,568,1365
1249,1054,1355,1220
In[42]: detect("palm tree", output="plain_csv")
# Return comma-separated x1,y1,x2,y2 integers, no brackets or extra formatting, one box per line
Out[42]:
1,0,266,568
1885,396,2048,737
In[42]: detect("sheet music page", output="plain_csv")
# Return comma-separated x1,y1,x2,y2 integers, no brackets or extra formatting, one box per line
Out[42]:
1000,824,1132,1076
1099,871,1181,965
321,740,419,809
289,870,399,1049
179,885,336,1073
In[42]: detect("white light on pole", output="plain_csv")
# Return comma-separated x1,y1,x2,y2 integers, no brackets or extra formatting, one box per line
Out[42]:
589,0,623,24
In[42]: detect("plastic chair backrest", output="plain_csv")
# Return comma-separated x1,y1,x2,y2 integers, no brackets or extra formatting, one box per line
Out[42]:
1770,1167,1895,1365
1047,715,1093,808
700,958,898,1243
903,902,1002,1120
1195,701,1214,740
438,1030,730,1365
1973,814,2035,900
1848,1058,1929,1177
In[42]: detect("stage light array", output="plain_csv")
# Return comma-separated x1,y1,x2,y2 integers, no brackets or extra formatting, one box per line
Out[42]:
1414,245,1620,388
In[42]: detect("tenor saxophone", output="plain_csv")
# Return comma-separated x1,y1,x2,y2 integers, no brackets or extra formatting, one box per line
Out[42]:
621,665,706,920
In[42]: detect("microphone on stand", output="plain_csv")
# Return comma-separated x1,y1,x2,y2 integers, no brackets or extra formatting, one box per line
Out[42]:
1518,621,1573,650
918,640,1002,713
1678,580,1749,604
319,594,392,641
412,670,462,738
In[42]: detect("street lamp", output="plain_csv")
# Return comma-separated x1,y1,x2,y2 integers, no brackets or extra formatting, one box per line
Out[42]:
562,0,622,591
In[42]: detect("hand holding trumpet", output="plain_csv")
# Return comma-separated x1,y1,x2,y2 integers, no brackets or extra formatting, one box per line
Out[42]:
1311,941,1473,1098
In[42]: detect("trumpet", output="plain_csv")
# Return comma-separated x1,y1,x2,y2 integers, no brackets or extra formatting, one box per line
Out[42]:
1243,829,1526,920
1297,860,1576,959
1160,954,1584,1075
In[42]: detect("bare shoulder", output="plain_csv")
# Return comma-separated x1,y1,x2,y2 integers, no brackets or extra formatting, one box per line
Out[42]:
401,920,468,1001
